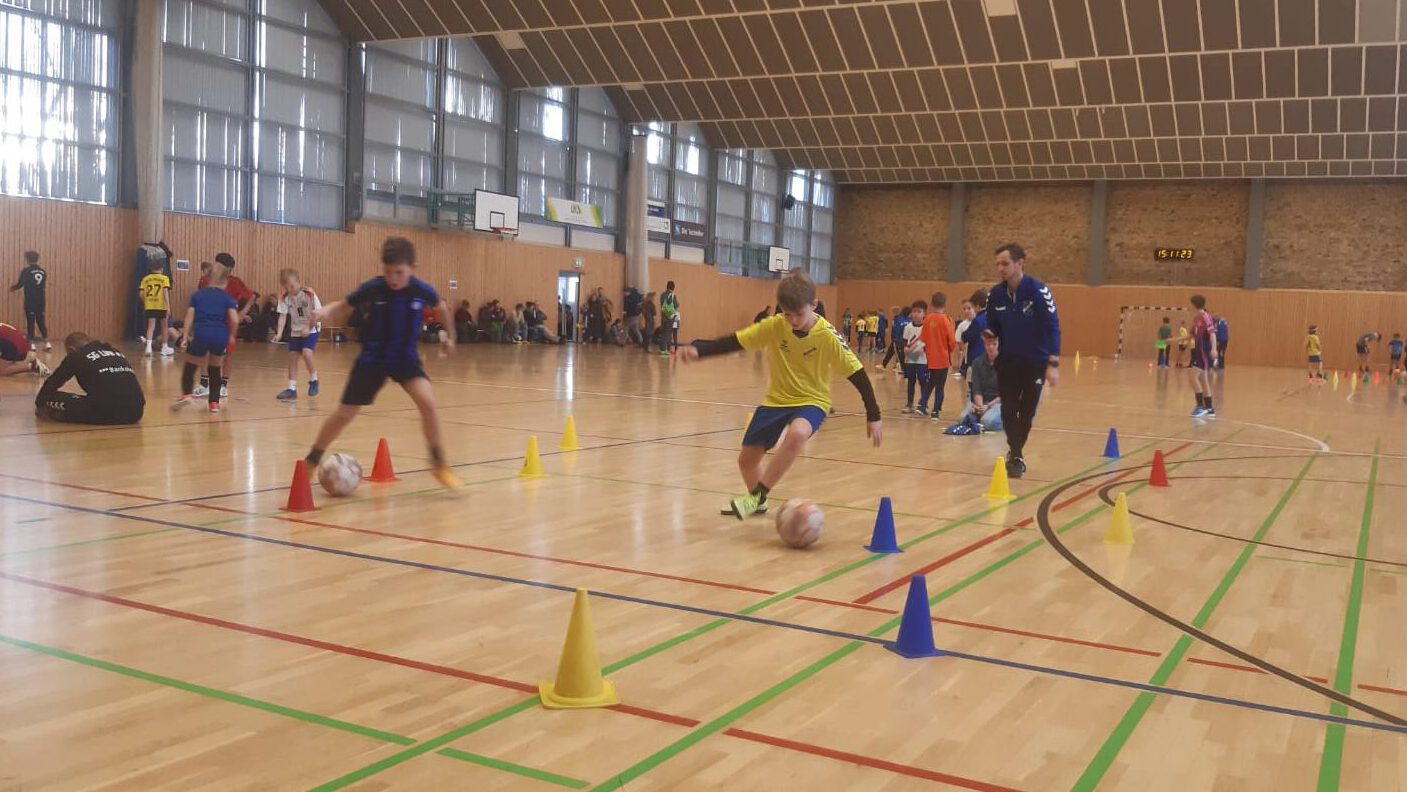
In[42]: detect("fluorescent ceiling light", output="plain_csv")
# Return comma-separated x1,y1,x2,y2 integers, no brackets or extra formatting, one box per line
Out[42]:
984,0,1017,16
496,31,525,50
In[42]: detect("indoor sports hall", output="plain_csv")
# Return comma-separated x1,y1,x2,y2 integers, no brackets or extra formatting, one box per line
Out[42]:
1,1,1405,790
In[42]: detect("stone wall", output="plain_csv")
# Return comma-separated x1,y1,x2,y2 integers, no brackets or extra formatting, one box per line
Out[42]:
1105,183,1248,287
963,184,1090,284
834,186,949,281
1263,182,1407,291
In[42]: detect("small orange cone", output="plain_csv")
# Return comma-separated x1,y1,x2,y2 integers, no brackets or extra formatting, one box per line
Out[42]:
282,459,316,512
366,438,399,482
1374,370,1381,386
1149,450,1170,487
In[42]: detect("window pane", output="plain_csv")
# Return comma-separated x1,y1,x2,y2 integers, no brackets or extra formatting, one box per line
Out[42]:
258,0,341,35
165,105,243,167
363,100,434,150
518,134,568,179
749,221,774,246
256,175,341,226
364,142,431,192
257,72,342,132
257,124,341,181
365,47,435,108
576,184,616,226
444,73,500,123
717,153,746,185
167,160,242,216
576,147,617,189
517,172,566,216
443,118,502,166
750,191,776,224
257,22,343,83
446,36,496,78
576,112,619,152
163,50,247,113
716,183,744,216
751,162,776,193
715,212,744,241
163,0,247,60
646,166,668,201
443,157,501,192
577,87,616,115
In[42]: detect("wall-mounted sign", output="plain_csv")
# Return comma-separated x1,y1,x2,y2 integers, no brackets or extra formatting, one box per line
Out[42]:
646,200,670,234
546,197,605,228
449,279,459,290
175,259,191,272
1155,248,1195,261
671,219,706,244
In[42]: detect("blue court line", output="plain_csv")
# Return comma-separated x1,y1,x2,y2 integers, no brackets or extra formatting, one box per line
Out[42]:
3,490,1406,736
109,424,744,512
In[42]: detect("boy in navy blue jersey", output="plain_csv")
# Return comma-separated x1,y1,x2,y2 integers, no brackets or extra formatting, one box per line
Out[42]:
305,237,461,489
172,262,239,415
985,243,1061,479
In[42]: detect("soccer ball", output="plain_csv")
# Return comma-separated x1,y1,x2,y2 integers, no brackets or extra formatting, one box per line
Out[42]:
317,453,363,497
775,499,824,549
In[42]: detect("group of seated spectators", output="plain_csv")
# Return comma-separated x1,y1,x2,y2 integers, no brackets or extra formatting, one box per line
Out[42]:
448,299,555,344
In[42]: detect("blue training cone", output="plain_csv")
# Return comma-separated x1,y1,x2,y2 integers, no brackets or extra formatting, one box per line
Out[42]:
1103,428,1121,459
865,497,903,553
887,575,944,658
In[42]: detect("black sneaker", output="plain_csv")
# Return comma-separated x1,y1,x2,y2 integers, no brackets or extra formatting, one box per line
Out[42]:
1006,456,1026,479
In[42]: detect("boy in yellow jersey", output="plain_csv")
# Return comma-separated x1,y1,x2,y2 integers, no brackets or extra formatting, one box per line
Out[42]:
676,269,882,519
1306,325,1324,381
138,260,174,357
865,310,880,352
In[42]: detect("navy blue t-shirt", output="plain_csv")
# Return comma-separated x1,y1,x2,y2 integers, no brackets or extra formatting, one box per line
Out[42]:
962,313,989,363
190,287,237,336
348,276,440,364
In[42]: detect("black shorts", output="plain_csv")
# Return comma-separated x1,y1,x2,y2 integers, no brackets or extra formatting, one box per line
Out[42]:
145,309,168,319
1356,344,1369,355
342,360,428,406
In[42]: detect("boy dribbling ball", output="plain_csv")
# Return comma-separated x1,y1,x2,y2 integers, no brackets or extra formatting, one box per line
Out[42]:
675,269,882,519
273,268,321,401
303,237,462,490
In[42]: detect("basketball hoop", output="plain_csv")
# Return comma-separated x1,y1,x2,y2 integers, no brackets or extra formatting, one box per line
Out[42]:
490,226,519,238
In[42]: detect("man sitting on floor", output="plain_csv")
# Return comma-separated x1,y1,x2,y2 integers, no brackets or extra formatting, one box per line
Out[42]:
35,332,145,424
946,330,1003,435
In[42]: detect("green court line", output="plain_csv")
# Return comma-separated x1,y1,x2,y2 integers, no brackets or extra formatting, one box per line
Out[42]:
0,633,414,746
305,437,1170,791
0,527,178,558
436,748,590,789
1070,451,1318,792
1316,445,1378,792
587,433,1241,790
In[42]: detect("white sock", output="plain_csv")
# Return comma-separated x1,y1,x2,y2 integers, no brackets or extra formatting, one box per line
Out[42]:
309,373,318,382
288,379,297,390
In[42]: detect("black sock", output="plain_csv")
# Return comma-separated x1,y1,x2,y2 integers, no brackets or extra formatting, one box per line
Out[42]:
430,447,445,466
208,366,222,404
1197,394,1207,407
181,363,197,395
1204,397,1213,410
752,482,770,504
306,448,325,466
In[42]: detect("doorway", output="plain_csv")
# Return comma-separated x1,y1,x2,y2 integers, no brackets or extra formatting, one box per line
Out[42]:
557,272,580,342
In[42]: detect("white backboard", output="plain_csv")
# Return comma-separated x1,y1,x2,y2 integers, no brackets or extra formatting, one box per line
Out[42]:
474,190,521,234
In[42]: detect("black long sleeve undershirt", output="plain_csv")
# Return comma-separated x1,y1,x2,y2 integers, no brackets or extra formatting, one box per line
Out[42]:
693,333,883,422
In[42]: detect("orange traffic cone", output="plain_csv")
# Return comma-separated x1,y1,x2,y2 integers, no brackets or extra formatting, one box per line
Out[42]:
282,459,316,512
366,438,399,482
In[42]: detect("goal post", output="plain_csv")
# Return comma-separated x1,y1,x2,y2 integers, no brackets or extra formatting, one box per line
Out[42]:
1116,305,1189,360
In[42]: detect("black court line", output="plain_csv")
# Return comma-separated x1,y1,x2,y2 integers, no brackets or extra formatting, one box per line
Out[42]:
1035,459,1407,727
1096,481,1407,569
6,491,1407,736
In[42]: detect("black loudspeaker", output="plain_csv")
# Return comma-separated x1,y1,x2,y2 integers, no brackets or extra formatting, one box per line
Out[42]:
782,194,796,211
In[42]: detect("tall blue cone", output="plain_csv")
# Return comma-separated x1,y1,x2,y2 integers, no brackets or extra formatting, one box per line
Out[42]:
887,575,944,658
1103,428,1121,458
864,497,903,553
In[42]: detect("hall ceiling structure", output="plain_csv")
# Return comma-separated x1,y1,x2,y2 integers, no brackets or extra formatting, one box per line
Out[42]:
318,0,1407,183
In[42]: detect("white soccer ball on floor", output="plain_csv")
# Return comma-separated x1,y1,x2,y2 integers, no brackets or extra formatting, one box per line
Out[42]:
775,498,824,549
317,453,363,497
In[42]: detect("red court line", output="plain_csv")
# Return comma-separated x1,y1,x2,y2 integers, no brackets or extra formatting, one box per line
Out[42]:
2,569,1025,788
1359,684,1407,698
1185,656,1330,683
724,729,1021,792
797,595,1160,658
0,472,165,502
273,515,775,595
854,443,1195,605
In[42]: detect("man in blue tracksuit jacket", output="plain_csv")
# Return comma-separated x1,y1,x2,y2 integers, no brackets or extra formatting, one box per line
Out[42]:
985,243,1061,479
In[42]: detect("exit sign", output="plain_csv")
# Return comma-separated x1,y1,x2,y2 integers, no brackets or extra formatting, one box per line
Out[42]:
573,257,584,269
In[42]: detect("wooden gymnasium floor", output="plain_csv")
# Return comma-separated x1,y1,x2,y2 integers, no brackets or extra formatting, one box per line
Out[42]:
0,340,1404,792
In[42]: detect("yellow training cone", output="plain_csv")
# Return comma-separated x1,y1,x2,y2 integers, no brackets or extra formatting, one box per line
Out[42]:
1332,370,1340,391
520,436,546,478
560,415,582,451
540,589,619,709
984,456,1013,501
1074,350,1081,374
1104,492,1134,545
1351,372,1359,392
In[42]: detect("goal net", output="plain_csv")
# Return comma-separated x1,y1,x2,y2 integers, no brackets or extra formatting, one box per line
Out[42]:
1116,306,1189,361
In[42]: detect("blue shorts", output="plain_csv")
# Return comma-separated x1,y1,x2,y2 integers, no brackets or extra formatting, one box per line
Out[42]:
187,331,229,358
288,331,320,353
1309,355,1322,363
742,405,827,449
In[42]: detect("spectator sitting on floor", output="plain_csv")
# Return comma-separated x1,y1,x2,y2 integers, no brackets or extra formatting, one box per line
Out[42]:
453,299,476,342
523,301,551,343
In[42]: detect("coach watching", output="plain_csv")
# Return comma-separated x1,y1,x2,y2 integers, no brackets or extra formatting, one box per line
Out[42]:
985,243,1061,480
35,332,145,425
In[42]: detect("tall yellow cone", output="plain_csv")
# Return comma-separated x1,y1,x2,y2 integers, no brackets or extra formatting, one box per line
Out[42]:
520,436,546,478
540,589,619,709
1333,370,1340,391
1104,492,1134,544
1351,372,1359,392
1074,350,1081,374
560,415,582,451
984,456,1013,500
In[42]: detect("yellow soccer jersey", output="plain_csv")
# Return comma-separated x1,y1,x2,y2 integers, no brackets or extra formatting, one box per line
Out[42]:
1306,334,1322,356
866,314,879,333
736,314,862,411
140,273,171,310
